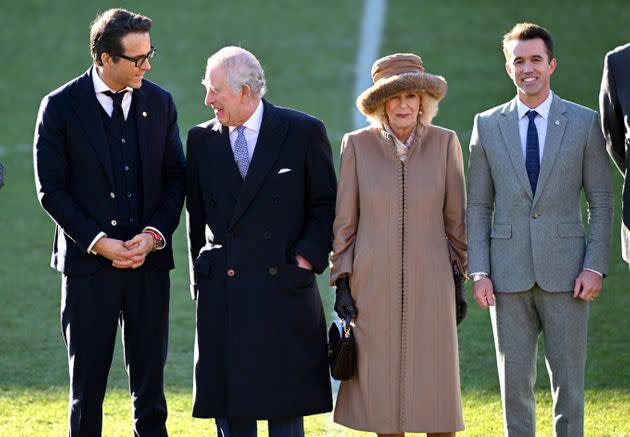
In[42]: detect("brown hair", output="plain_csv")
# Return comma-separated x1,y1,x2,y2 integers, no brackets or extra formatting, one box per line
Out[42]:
89,8,152,66
502,22,554,62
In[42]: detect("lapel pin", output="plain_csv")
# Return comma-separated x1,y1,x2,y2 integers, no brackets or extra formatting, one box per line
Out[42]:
142,111,147,118
554,120,560,125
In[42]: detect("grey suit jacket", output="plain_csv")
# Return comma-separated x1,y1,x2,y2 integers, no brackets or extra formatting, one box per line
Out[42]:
600,43,630,263
467,94,613,292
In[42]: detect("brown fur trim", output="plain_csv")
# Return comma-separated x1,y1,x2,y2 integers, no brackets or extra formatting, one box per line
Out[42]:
357,72,447,116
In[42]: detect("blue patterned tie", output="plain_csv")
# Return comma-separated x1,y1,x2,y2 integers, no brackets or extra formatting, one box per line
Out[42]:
525,110,540,194
233,125,250,179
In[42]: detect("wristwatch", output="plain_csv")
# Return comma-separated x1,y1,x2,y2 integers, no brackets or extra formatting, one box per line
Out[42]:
143,228,165,251
471,273,488,282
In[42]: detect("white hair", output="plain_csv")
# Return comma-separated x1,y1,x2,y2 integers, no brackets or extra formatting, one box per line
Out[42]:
204,46,267,98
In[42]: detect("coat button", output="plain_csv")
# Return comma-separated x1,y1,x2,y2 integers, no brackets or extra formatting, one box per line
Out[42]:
272,195,281,205
227,269,236,277
263,231,272,239
532,212,540,219
110,192,115,198
268,267,278,276
111,220,117,226
121,138,126,144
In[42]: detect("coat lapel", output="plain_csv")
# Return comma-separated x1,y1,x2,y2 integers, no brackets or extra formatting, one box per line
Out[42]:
533,95,567,204
213,122,243,203
133,85,154,205
71,68,114,187
229,100,287,228
499,98,534,199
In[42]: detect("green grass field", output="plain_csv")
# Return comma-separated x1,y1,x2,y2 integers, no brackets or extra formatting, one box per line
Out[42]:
1,0,629,435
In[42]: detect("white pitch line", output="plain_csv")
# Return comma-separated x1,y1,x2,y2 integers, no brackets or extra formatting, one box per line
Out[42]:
331,0,386,395
353,0,387,130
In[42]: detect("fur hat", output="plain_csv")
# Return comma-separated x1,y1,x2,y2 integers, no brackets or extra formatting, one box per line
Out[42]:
357,53,447,125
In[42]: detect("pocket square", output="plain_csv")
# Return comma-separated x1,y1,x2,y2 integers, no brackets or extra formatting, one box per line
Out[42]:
278,168,292,174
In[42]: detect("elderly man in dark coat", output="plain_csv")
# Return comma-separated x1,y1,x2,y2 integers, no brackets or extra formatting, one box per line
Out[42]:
186,46,336,437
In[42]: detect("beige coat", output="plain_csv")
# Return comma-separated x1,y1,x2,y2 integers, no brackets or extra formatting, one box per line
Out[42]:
330,123,466,433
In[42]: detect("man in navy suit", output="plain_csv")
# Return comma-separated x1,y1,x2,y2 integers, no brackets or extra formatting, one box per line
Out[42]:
186,46,336,437
33,8,185,436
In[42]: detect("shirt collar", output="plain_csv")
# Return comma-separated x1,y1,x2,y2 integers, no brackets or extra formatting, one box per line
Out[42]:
91,65,134,95
516,91,553,120
382,120,417,147
229,99,264,134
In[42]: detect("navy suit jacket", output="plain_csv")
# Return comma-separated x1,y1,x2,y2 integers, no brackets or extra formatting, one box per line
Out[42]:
34,67,186,274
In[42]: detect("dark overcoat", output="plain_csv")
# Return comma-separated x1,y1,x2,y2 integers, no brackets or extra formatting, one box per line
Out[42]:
600,43,630,263
186,99,336,419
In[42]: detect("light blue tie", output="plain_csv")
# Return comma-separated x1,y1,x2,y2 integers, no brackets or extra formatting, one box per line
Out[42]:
233,125,250,179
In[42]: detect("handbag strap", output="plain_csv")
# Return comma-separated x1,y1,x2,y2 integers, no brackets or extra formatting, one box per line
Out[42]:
343,311,353,338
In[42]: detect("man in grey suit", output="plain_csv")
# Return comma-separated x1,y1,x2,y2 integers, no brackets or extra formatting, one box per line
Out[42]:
467,23,613,436
600,43,630,265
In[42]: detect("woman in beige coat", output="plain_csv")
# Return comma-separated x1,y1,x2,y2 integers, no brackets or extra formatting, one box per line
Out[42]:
330,53,467,437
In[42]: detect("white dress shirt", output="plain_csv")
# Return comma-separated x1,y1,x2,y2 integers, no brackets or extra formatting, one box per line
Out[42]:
516,91,553,162
228,99,264,160
92,66,133,119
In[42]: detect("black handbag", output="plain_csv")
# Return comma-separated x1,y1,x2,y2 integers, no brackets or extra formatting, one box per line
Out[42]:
453,265,468,325
327,312,355,380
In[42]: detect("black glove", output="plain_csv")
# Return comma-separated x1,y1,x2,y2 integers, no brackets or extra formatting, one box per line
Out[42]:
334,277,358,320
453,266,467,325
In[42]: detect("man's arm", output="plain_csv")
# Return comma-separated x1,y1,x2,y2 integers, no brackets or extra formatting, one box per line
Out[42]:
34,94,139,266
582,112,613,275
574,112,613,300
141,93,186,243
291,120,337,274
34,94,105,253
599,51,626,174
466,114,497,308
466,114,495,276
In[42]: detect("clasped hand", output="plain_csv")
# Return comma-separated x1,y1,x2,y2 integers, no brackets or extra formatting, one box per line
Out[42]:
93,233,154,269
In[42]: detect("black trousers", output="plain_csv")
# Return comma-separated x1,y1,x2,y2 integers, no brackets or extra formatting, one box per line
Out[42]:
61,263,169,437
215,417,304,437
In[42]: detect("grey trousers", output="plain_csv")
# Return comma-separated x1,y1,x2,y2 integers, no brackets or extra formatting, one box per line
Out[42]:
490,285,589,437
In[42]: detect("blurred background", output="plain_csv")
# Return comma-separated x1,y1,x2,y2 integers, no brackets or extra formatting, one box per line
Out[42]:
1,0,629,435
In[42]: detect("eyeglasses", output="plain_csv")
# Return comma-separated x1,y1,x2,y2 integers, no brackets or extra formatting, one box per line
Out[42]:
115,46,156,68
